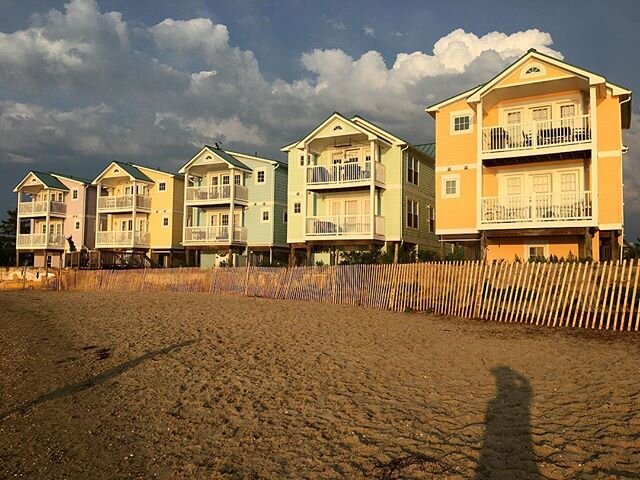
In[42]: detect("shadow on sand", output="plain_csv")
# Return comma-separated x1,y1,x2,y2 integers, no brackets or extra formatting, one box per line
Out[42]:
475,366,542,479
0,338,197,421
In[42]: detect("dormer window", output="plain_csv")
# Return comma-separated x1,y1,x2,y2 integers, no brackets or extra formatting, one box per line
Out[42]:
522,64,545,78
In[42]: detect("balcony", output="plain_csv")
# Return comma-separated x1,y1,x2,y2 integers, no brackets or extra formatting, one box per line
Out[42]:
305,215,385,239
482,115,591,157
185,185,248,204
96,230,150,248
182,226,247,245
480,191,593,229
17,201,66,217
16,233,66,250
306,161,385,189
97,194,151,212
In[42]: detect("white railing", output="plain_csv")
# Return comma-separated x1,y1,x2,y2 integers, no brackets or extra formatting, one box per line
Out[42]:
97,194,151,211
17,201,67,216
307,161,385,185
481,191,592,225
96,230,150,247
305,215,385,237
183,226,247,244
186,184,248,203
16,233,66,249
482,115,591,154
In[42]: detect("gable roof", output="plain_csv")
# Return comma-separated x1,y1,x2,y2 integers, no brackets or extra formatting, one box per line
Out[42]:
92,161,154,185
413,143,436,160
178,145,252,174
14,171,69,192
426,49,632,114
130,163,182,178
282,111,404,152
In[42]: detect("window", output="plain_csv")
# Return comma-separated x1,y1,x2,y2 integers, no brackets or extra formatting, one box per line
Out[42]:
300,155,305,166
159,182,166,191
426,205,435,233
560,172,578,192
407,200,419,229
293,202,301,214
531,174,551,194
163,217,169,227
256,168,266,184
407,156,419,185
75,221,80,230
522,64,545,78
46,255,52,268
283,211,288,224
527,245,547,260
560,104,576,119
42,224,47,234
221,214,229,226
442,174,460,198
506,176,523,196
234,174,241,185
506,111,522,125
531,106,551,122
261,209,270,223
452,114,471,133
72,189,78,200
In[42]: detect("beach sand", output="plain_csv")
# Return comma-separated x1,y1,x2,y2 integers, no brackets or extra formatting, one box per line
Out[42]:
0,291,639,479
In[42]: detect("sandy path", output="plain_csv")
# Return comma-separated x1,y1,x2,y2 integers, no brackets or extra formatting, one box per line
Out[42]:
0,291,639,479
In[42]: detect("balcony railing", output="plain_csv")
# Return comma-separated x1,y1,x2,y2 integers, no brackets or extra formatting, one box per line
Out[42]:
186,185,248,203
17,201,66,216
183,226,247,244
305,215,385,237
97,194,151,211
481,191,592,226
482,115,591,154
96,230,151,247
306,161,385,186
16,233,66,249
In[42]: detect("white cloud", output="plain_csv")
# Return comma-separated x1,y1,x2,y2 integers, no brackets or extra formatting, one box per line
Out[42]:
363,26,375,38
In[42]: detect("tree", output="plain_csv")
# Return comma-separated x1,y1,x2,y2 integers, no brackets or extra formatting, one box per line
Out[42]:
0,209,17,266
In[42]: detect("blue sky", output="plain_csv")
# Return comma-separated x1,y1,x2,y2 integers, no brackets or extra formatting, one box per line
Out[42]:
1,0,639,238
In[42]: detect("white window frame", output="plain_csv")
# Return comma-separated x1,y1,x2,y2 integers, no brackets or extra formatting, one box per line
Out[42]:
75,221,80,230
255,168,266,185
407,199,419,229
526,243,548,260
407,156,419,185
293,202,301,214
162,217,169,227
158,182,166,192
260,208,270,223
450,110,474,135
72,189,78,200
520,63,546,79
442,174,460,198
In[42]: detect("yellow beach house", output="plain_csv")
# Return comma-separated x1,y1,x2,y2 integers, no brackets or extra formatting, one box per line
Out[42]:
14,171,96,268
426,49,632,262
91,162,184,267
283,112,438,265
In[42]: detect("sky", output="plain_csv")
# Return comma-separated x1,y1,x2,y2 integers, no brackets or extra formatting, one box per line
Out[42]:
1,0,639,238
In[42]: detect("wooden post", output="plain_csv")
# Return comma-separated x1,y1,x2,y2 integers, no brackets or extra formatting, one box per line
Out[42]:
393,243,399,264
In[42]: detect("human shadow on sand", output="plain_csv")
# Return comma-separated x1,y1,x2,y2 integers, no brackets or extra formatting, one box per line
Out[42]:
475,366,542,479
0,338,197,421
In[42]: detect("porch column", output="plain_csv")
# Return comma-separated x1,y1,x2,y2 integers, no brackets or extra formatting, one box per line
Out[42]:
131,181,137,249
15,191,21,265
370,140,376,237
229,167,236,248
589,85,599,226
476,101,483,229
183,167,190,251
95,182,101,249
45,189,51,252
303,146,309,241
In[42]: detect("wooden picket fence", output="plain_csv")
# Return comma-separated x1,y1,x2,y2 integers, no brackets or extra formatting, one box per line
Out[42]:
56,261,640,331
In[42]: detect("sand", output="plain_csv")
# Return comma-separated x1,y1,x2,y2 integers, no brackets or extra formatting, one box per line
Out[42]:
0,291,639,479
